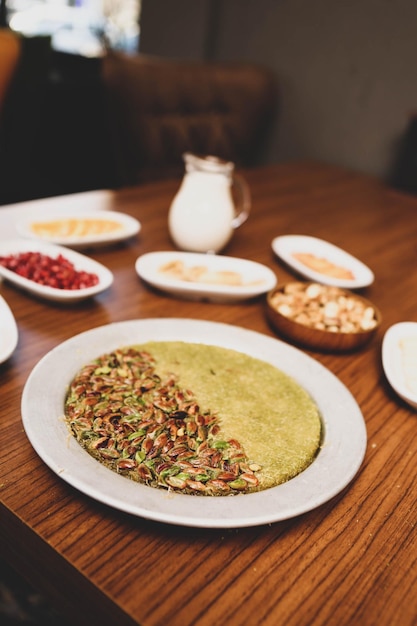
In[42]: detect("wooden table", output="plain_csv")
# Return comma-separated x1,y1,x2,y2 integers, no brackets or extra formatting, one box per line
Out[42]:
0,162,416,626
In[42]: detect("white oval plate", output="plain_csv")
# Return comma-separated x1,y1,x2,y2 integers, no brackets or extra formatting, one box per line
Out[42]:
271,235,374,288
0,294,18,363
0,239,113,302
382,322,417,409
135,251,277,302
21,318,367,528
17,210,141,249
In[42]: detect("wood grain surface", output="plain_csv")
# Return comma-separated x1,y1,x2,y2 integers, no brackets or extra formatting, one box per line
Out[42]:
0,162,416,626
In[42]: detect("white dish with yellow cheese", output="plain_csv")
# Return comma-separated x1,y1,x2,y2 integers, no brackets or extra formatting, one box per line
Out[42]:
17,210,141,249
136,251,277,302
272,235,374,289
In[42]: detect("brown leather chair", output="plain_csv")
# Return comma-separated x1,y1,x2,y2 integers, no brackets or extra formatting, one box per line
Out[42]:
0,28,21,119
101,51,278,186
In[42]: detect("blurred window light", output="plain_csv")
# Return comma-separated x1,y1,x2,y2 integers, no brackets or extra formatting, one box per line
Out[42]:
7,0,141,57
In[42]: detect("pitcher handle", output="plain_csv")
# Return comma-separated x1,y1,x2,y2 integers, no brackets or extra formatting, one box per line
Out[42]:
231,174,251,229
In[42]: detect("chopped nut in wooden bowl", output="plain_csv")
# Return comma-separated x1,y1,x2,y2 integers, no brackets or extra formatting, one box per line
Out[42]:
266,281,381,352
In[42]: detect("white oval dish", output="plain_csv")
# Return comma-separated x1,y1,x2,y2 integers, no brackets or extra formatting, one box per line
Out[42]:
16,210,141,249
382,322,417,409
21,318,367,529
0,294,18,363
135,251,277,303
0,239,113,303
271,235,374,288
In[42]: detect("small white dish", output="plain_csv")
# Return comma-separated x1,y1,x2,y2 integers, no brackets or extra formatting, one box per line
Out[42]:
17,210,141,249
0,239,113,303
135,251,277,303
271,235,374,288
0,294,18,363
382,322,417,409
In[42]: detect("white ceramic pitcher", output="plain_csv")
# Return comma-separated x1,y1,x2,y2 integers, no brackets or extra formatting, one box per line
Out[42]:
168,153,251,253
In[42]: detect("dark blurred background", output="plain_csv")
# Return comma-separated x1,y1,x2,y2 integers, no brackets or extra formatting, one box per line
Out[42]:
1,0,417,206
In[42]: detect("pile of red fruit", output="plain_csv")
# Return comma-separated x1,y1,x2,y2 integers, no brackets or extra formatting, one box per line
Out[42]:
0,252,99,290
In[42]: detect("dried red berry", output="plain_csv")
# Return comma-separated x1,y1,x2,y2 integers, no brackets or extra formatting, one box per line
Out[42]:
0,252,99,290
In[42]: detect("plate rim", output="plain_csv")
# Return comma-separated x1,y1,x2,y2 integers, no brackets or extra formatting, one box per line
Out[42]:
271,234,375,288
135,250,278,301
16,210,141,248
0,238,113,301
382,321,417,408
0,294,18,363
21,318,367,528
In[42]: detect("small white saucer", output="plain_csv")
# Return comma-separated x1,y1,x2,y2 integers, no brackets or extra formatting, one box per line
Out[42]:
17,210,141,249
382,322,417,409
272,235,374,288
0,294,18,363
136,251,277,303
0,239,113,303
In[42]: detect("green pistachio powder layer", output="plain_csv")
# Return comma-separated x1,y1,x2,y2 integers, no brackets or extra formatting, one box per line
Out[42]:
65,341,322,492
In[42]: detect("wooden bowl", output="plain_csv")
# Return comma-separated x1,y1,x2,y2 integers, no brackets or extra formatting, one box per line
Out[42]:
266,281,381,352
